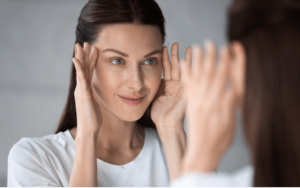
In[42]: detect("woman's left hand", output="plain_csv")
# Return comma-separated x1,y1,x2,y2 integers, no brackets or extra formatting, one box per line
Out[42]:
151,42,192,132
151,42,192,181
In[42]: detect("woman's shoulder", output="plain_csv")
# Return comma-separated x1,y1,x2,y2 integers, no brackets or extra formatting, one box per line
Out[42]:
13,131,70,151
8,130,73,163
7,132,72,187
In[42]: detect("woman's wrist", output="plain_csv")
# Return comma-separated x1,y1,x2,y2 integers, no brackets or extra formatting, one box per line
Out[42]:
156,124,186,146
156,123,187,181
75,130,99,146
182,150,219,175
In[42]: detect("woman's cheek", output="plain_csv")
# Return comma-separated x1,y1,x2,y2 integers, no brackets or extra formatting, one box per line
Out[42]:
92,64,121,106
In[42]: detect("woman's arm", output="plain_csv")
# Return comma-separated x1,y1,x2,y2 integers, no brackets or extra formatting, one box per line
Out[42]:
151,43,192,181
156,125,187,181
69,133,98,186
69,42,102,187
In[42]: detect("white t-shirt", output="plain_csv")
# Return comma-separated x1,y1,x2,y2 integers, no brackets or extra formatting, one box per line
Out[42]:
171,165,253,187
7,127,170,187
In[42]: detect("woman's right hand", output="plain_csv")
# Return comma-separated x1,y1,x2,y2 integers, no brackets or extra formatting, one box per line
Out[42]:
69,42,101,186
181,41,237,174
72,42,102,138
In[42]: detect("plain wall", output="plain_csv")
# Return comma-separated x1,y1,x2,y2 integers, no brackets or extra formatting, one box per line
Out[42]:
0,0,250,186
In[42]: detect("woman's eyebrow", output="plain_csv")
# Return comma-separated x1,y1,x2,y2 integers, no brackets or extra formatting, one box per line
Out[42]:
102,49,161,58
144,50,162,58
102,49,128,57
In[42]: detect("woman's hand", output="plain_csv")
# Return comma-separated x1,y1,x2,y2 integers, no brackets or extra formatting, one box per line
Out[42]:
72,42,102,138
151,43,192,131
151,42,192,181
181,41,237,174
69,42,101,187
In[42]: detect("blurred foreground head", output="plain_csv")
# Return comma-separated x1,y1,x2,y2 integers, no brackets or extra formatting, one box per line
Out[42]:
228,0,300,186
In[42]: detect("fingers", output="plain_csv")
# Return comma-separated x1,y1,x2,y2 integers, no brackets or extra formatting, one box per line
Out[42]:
171,42,181,81
192,46,203,75
72,57,89,90
75,43,85,67
199,41,217,94
89,46,98,70
203,40,216,76
162,46,172,81
83,42,91,68
185,42,235,107
181,47,193,84
74,42,99,83
213,46,231,95
88,46,99,82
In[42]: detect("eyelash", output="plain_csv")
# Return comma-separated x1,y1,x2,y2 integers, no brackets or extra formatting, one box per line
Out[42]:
111,58,124,65
110,58,157,65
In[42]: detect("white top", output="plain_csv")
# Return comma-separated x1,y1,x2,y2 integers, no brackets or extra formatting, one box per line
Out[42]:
7,127,170,187
171,165,254,187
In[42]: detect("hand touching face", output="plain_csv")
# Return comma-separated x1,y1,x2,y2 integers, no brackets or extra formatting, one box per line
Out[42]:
151,43,192,130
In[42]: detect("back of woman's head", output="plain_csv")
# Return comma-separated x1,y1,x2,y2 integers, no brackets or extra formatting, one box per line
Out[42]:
55,0,165,134
228,0,300,186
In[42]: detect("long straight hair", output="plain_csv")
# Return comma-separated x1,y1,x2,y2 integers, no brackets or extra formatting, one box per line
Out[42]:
55,0,165,134
228,0,300,186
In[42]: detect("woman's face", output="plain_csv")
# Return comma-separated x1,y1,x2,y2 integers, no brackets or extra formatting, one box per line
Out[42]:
91,24,163,121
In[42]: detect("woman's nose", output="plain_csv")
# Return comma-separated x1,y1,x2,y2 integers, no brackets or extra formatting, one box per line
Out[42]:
125,65,144,91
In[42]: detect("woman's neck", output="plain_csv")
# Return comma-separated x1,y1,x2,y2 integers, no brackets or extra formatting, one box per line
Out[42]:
96,111,144,151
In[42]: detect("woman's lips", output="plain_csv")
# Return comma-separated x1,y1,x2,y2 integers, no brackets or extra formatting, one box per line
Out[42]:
119,96,145,106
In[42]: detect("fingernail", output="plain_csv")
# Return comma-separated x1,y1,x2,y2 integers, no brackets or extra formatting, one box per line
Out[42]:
192,45,200,53
204,39,213,50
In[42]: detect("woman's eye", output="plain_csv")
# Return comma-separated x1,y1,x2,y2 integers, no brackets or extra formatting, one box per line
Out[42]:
111,59,124,65
144,59,156,65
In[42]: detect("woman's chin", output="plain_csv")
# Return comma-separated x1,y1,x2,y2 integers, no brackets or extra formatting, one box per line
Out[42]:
116,110,146,122
119,114,144,122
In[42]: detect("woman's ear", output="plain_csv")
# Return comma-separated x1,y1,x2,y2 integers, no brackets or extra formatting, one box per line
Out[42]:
230,41,246,108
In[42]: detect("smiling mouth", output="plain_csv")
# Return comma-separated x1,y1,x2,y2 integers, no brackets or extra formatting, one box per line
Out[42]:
119,96,145,106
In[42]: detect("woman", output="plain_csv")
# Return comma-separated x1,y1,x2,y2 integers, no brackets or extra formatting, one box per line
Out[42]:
172,0,300,186
7,0,189,186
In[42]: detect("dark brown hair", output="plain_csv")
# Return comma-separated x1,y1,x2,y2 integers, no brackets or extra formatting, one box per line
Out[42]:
55,0,165,134
228,0,300,186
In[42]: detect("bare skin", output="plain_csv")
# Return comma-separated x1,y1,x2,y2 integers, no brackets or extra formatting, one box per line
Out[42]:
180,41,245,175
68,24,191,186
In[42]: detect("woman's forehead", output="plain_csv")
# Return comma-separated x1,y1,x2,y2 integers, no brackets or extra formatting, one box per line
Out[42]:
94,24,163,49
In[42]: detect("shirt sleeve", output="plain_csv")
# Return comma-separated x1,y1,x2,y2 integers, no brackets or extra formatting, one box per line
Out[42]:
171,166,253,187
7,139,61,187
